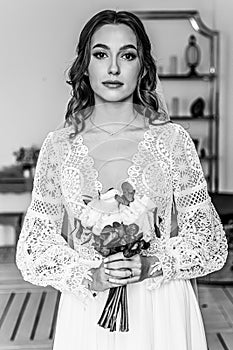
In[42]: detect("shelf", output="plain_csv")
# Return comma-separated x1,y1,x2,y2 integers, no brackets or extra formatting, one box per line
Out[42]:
158,73,216,81
171,115,214,121
0,177,33,193
0,177,29,184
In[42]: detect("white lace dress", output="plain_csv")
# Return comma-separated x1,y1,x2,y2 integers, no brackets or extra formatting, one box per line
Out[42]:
16,119,228,350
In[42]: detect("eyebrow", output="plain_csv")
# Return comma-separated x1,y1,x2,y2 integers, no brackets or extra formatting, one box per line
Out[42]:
92,43,137,51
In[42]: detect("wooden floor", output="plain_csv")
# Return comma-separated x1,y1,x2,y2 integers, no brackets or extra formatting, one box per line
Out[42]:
0,264,233,350
0,264,60,350
198,285,233,349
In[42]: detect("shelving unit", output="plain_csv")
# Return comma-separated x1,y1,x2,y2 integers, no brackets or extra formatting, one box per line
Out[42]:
133,10,220,192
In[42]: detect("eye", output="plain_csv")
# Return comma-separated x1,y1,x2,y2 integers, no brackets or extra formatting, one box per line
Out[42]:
92,51,107,59
122,52,137,61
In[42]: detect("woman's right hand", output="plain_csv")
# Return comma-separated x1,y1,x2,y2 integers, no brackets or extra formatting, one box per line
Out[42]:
87,261,117,292
86,252,143,292
87,255,134,292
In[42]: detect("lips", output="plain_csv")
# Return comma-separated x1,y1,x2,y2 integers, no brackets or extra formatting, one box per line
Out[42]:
102,81,124,89
102,81,124,85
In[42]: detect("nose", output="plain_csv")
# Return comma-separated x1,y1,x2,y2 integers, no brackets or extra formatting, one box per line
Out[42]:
108,56,120,75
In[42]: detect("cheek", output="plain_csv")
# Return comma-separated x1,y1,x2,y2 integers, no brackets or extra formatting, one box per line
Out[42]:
88,65,97,79
126,65,141,86
87,60,102,80
87,65,101,89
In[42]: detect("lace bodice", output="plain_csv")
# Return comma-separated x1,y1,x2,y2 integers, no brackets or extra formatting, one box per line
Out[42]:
16,121,228,302
81,118,149,192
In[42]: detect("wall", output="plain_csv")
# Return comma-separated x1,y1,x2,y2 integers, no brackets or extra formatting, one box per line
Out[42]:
0,0,232,191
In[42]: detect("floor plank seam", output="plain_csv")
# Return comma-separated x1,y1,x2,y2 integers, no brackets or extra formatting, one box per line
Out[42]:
11,292,31,341
223,287,233,306
217,333,230,350
218,304,233,329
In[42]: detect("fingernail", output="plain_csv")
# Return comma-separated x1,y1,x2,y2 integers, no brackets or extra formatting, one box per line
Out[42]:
104,258,108,263
109,278,115,283
105,268,110,275
104,263,108,269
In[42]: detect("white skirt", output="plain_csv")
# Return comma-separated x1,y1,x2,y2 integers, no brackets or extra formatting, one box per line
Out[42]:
52,279,208,350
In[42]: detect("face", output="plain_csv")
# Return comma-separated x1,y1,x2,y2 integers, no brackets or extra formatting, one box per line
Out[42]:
87,24,141,104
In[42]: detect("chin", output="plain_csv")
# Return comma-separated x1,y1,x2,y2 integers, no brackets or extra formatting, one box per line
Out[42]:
95,91,135,103
102,97,133,103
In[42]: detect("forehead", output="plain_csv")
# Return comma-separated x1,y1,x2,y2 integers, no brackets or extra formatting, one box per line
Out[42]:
91,24,137,47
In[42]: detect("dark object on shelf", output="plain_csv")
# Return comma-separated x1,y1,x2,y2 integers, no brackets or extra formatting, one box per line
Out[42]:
171,97,179,115
190,97,205,117
200,148,206,158
13,146,40,178
185,35,201,76
13,146,40,170
169,55,178,74
192,138,199,151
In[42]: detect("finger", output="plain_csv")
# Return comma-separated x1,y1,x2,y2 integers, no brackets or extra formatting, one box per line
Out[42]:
106,267,141,281
105,268,132,279
105,260,141,270
104,252,126,263
105,278,122,289
105,253,141,264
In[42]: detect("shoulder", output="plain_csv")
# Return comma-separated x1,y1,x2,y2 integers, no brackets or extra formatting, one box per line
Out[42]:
50,125,75,144
39,126,79,151
149,121,189,141
148,122,194,158
38,126,75,158
149,121,180,133
150,122,192,141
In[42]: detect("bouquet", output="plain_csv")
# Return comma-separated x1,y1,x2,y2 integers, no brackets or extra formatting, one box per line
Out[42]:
78,182,155,332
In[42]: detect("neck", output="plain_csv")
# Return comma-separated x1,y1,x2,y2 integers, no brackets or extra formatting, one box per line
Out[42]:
90,102,138,125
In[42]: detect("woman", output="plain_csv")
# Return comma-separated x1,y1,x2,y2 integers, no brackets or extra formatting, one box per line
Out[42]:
16,9,228,350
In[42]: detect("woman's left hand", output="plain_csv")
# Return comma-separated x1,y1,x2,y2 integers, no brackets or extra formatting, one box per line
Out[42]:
103,252,161,286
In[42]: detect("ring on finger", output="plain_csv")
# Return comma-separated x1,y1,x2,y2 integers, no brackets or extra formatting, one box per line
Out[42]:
130,269,134,278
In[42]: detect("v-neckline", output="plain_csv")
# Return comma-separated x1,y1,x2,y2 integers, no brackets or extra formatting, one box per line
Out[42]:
77,124,153,195
63,120,171,200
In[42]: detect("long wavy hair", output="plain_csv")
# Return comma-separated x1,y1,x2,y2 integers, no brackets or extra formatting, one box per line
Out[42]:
65,9,161,136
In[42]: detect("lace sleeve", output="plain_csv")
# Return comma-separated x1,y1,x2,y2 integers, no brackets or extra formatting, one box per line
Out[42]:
16,132,98,299
150,125,228,284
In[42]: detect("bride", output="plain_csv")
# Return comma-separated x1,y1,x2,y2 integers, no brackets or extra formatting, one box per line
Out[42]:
16,9,227,350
